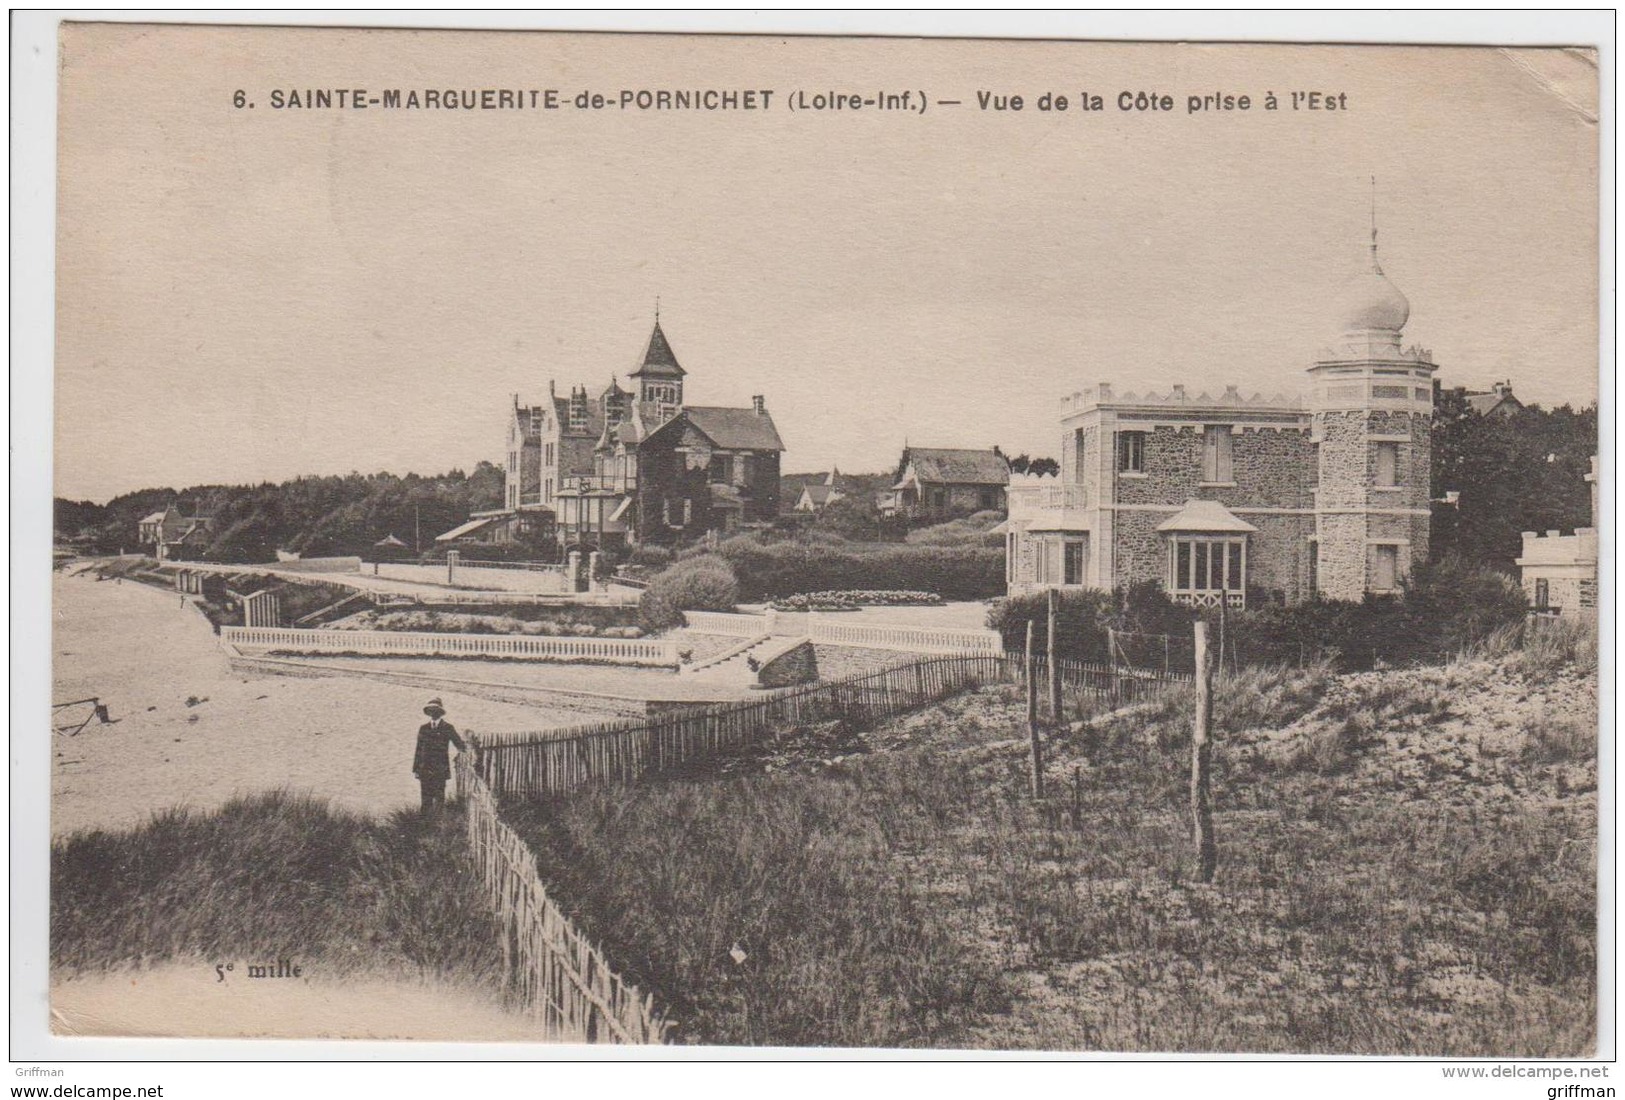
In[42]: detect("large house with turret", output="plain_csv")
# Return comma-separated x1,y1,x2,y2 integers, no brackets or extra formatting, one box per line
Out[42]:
448,317,785,552
1005,229,1436,607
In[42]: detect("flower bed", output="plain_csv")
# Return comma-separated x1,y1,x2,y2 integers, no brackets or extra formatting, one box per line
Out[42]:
329,609,645,639
770,590,944,612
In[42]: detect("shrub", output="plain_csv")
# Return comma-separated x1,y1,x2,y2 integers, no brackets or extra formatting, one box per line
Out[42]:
905,511,1006,547
986,582,1192,663
639,554,740,632
628,545,676,569
707,533,1004,601
1227,561,1528,671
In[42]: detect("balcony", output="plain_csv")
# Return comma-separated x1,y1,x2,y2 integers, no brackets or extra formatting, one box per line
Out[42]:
555,474,634,495
1007,481,1089,530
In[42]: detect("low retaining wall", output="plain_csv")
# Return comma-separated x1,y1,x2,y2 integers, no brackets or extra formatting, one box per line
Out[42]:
265,556,363,574
681,609,1001,655
375,562,572,594
756,640,818,688
223,626,679,667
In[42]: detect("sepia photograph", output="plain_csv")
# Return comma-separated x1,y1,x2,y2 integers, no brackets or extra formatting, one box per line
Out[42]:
18,13,1608,1069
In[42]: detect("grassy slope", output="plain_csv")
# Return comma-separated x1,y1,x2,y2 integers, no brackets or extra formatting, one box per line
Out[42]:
506,657,1597,1053
52,792,503,988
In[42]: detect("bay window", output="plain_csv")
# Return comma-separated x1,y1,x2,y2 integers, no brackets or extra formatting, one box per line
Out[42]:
1167,535,1247,607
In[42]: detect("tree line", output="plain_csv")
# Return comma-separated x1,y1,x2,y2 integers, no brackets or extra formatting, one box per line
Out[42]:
54,463,504,562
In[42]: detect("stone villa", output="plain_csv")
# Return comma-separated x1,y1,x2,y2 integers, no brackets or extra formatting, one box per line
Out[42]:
450,316,785,551
1006,231,1436,607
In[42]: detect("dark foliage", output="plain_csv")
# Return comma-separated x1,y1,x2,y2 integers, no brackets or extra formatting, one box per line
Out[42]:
53,464,505,562
639,554,741,632
706,533,1005,602
986,582,1195,663
1431,390,1597,570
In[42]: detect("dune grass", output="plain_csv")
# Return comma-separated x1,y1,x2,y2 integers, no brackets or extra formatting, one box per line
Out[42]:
51,790,502,986
503,659,1594,1053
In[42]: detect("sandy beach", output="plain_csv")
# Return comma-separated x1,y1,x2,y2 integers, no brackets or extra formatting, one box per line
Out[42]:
50,960,550,1042
50,572,584,836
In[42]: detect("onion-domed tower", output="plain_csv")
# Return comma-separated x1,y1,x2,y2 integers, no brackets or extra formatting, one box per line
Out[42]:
1309,200,1437,600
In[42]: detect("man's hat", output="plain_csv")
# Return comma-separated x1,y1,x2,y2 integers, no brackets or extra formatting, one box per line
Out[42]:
423,697,446,718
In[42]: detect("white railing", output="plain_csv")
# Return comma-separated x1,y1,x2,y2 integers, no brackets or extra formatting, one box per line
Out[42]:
1007,482,1088,522
222,626,678,667
453,558,570,575
805,616,1003,655
681,610,770,637
678,609,1001,655
1172,591,1245,610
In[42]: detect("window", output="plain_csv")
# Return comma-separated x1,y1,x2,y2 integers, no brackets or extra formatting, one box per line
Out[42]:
1534,578,1550,609
709,454,728,483
1118,431,1146,474
508,451,517,473
683,499,693,527
736,455,752,486
545,478,552,503
1064,540,1087,585
545,443,554,467
1373,544,1399,591
1167,536,1246,604
1376,442,1399,488
1203,427,1233,483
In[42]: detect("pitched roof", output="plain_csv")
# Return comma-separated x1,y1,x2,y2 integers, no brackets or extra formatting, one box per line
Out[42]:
630,320,686,379
801,484,838,505
1156,499,1258,534
1466,391,1523,415
899,447,1009,487
434,516,498,542
679,406,786,452
139,510,169,525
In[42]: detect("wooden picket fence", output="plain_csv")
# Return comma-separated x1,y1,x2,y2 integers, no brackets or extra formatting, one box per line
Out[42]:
456,754,670,1044
452,650,1188,1042
476,652,1185,800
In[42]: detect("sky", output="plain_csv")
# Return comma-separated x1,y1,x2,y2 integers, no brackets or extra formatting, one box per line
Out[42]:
54,28,1600,502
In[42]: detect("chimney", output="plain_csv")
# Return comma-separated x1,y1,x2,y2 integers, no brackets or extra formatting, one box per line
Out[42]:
1224,384,1240,401
1098,382,1113,402
1172,384,1186,402
752,395,765,415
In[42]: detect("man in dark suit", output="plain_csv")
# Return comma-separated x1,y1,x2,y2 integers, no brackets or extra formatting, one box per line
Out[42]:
412,697,466,814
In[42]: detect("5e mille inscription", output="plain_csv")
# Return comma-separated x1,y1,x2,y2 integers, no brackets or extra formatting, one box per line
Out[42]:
215,958,302,982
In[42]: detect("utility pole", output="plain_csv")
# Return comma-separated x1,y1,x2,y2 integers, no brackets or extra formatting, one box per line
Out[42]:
1026,620,1043,799
1047,587,1062,722
1191,620,1217,883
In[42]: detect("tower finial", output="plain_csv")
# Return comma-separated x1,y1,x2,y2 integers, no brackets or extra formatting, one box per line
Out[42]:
655,295,660,323
1369,175,1382,272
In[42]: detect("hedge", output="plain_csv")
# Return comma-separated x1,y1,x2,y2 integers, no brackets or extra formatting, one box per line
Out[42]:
707,536,1005,602
986,562,1528,672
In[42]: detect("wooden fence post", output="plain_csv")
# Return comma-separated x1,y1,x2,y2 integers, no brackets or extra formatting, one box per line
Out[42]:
1047,588,1062,723
1026,620,1043,799
1191,620,1217,883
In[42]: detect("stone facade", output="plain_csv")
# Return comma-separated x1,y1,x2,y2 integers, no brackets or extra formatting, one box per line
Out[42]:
1009,230,1438,608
